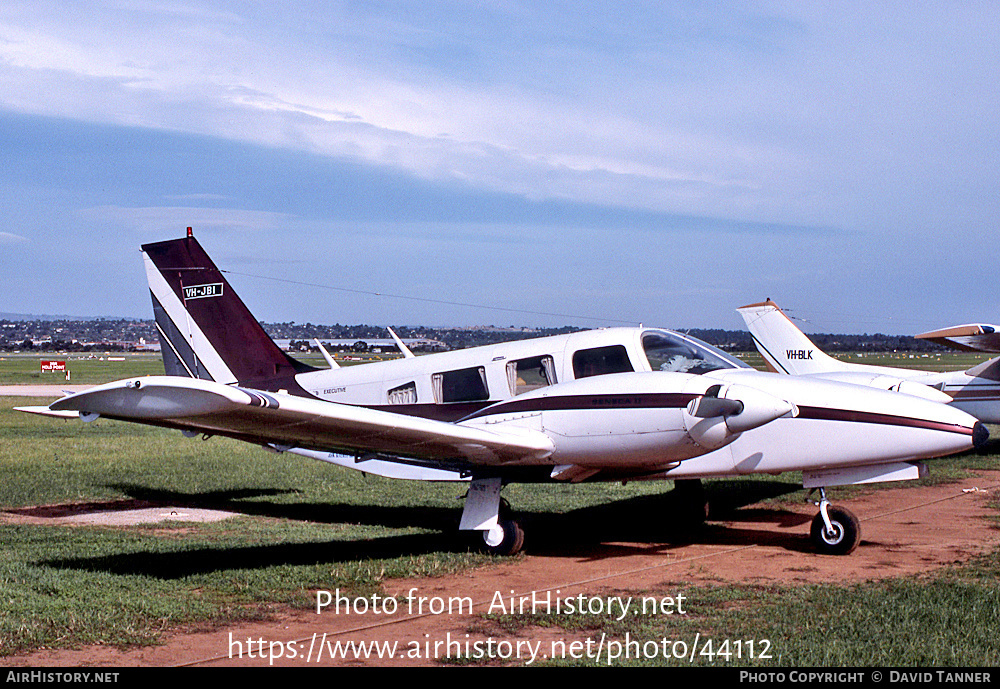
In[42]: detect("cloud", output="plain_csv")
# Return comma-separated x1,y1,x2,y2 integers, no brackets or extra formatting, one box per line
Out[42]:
0,3,809,221
1,3,999,330
77,206,296,236
0,231,27,244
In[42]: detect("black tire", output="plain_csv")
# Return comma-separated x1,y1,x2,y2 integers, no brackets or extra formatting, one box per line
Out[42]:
477,517,525,556
810,506,861,555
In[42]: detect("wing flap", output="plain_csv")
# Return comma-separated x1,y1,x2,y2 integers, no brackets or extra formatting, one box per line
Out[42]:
43,377,554,466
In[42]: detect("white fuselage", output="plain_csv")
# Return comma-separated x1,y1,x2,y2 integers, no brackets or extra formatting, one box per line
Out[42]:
290,327,719,419
457,368,979,479
253,326,981,484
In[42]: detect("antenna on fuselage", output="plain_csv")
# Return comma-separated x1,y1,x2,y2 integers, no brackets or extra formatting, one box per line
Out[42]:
387,326,416,359
314,339,340,369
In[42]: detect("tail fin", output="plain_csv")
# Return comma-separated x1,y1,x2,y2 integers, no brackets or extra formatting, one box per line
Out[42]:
736,300,849,375
142,228,317,388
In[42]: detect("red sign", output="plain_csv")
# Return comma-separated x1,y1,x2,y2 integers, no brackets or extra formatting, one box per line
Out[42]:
41,360,66,372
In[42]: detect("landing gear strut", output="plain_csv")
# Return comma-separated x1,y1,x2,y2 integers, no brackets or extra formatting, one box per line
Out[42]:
460,477,525,556
671,479,710,524
808,488,860,555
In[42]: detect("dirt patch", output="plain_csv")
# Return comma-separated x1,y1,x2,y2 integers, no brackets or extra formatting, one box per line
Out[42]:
9,473,1000,667
1,499,238,526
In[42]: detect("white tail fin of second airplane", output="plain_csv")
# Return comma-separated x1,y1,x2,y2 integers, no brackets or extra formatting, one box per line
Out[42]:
736,300,851,375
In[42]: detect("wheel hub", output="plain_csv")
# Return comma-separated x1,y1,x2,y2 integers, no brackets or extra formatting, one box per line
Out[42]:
483,523,505,547
821,522,844,545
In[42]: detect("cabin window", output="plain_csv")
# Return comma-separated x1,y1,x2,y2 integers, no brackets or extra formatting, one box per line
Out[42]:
387,381,417,405
507,355,557,395
572,345,633,379
432,366,489,403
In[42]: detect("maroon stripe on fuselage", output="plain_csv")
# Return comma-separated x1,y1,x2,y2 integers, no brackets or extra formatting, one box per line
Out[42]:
460,392,700,421
365,401,497,422
944,387,1000,401
795,405,974,436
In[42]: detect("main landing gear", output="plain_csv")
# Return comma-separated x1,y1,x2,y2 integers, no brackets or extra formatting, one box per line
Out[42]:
477,500,525,556
460,477,525,556
670,479,711,525
808,488,860,555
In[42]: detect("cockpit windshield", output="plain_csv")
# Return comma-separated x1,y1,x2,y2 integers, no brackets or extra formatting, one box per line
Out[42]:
642,330,750,375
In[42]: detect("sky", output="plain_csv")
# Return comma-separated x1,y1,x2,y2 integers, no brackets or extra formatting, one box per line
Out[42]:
1,1,998,334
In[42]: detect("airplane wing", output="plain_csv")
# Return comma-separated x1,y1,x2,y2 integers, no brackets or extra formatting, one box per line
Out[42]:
16,376,554,468
915,324,1000,353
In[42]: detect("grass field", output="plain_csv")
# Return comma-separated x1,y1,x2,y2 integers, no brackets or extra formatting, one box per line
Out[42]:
2,352,999,665
0,351,373,385
0,353,165,385
733,350,997,373
2,350,993,385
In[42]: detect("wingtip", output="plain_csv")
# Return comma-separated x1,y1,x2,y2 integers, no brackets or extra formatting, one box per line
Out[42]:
915,324,986,339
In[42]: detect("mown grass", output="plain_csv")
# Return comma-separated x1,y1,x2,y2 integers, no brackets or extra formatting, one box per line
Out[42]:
0,398,499,655
2,350,991,385
0,397,695,657
0,354,165,385
0,351,380,386
466,439,1000,666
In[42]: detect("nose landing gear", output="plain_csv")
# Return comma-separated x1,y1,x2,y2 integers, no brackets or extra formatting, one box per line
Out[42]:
808,488,860,555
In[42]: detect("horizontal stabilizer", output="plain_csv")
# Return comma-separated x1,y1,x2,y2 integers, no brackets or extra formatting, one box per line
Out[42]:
13,406,80,419
915,323,1000,353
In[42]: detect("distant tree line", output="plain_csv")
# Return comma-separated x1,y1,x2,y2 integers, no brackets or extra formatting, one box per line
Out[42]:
4,339,132,353
685,328,947,354
0,318,948,354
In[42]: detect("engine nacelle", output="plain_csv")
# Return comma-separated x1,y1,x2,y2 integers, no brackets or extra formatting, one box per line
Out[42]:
682,382,795,450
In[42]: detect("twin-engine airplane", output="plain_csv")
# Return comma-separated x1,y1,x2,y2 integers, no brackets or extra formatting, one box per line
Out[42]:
737,300,1000,425
17,232,989,556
